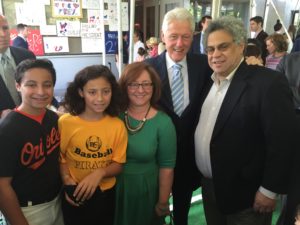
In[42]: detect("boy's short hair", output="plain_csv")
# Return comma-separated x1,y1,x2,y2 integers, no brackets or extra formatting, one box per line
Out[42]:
15,59,56,85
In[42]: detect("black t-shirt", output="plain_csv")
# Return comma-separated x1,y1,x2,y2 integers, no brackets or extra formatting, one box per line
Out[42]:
0,109,62,203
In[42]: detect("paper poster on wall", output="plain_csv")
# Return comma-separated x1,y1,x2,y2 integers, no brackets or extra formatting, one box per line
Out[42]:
81,23,101,38
87,9,101,24
105,31,118,54
15,2,46,25
40,24,57,35
43,36,69,53
52,0,82,18
103,1,128,31
24,0,50,5
10,29,44,56
82,0,100,9
56,20,81,37
81,38,102,53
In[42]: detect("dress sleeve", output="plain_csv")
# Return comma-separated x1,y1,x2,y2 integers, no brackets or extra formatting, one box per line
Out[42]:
157,113,177,168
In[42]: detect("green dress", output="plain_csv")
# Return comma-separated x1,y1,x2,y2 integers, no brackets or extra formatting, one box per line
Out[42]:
114,111,176,225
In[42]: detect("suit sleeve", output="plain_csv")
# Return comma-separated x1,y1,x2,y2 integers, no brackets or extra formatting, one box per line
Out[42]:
260,73,297,193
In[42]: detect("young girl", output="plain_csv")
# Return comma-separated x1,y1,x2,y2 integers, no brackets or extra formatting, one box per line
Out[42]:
59,65,127,225
0,59,63,225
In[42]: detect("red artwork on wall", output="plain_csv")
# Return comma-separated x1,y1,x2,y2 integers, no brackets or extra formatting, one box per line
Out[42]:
10,29,44,56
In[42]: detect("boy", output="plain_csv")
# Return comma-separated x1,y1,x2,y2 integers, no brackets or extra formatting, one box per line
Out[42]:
0,59,64,225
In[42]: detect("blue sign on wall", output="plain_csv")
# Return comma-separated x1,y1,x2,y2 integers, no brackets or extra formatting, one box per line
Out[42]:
105,31,118,54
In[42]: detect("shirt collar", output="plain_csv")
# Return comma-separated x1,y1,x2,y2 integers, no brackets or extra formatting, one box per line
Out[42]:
0,48,12,60
211,57,244,84
165,52,187,70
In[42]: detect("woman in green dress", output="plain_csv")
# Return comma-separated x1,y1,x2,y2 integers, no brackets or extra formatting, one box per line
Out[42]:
114,62,176,225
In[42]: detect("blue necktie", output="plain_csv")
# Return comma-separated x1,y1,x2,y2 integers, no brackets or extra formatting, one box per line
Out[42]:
171,64,184,116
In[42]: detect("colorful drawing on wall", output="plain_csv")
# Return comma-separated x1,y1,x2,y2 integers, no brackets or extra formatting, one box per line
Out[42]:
52,0,82,18
10,29,44,56
56,20,81,37
43,36,69,53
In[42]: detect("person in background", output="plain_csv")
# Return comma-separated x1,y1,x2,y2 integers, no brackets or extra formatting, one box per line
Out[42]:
147,37,159,58
274,19,284,34
133,30,145,62
0,59,64,225
158,42,166,55
12,23,29,50
190,15,212,55
275,52,300,225
0,15,35,119
136,47,148,62
146,7,212,225
59,65,127,225
114,62,176,225
250,16,269,64
115,31,129,72
265,33,288,70
245,38,263,66
288,24,296,42
195,15,297,225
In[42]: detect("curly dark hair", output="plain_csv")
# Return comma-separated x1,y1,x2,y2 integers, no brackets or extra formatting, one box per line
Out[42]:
63,65,121,116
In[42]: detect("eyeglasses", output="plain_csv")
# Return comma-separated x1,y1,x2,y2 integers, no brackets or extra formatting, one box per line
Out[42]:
205,42,234,55
128,82,153,90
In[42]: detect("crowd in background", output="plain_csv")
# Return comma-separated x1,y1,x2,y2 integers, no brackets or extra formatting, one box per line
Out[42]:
1,7,300,225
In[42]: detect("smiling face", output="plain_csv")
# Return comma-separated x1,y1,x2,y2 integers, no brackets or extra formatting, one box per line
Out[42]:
127,70,153,108
79,77,112,117
161,20,193,62
206,29,245,78
16,68,54,115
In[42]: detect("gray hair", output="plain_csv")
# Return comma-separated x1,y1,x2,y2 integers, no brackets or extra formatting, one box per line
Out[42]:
161,8,195,33
203,16,247,48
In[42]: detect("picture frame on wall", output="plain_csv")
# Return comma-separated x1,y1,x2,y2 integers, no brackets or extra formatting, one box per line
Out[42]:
52,0,82,18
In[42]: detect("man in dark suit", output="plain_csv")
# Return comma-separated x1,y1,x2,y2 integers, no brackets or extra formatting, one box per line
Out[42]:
190,15,212,55
12,23,29,50
276,52,300,225
0,15,35,118
146,7,212,225
194,16,297,225
250,16,269,64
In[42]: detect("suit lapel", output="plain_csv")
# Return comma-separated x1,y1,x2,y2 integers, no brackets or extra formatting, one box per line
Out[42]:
157,53,173,111
212,62,248,140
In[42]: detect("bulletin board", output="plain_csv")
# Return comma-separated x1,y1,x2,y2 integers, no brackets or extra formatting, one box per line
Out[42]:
3,0,129,55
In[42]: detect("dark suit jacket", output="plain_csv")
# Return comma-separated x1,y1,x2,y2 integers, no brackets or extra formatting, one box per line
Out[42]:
12,36,29,50
276,52,300,109
146,51,212,189
0,46,36,111
197,61,297,214
291,37,300,53
255,30,268,64
190,32,202,55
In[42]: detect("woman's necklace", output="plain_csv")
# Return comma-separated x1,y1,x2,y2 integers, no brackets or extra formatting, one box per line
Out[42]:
124,105,151,134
